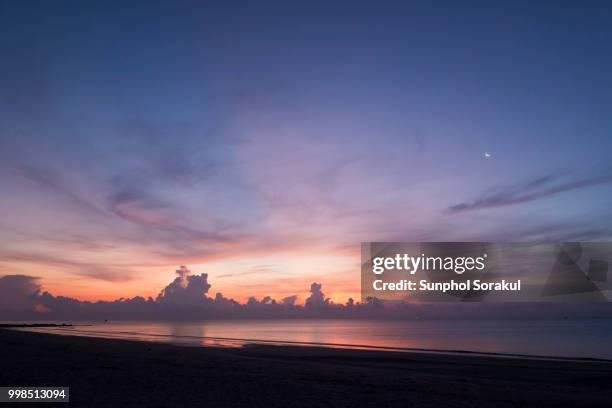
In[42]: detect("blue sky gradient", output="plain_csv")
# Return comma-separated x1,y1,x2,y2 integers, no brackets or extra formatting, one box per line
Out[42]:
1,0,611,301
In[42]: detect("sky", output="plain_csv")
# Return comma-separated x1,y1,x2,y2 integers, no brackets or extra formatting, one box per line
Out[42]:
1,0,612,304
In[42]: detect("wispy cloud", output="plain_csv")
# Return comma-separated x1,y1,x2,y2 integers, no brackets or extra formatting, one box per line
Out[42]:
0,252,135,282
12,164,109,218
449,173,612,213
217,264,277,279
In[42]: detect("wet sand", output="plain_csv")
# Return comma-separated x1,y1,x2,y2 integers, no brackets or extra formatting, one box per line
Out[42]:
1,328,611,407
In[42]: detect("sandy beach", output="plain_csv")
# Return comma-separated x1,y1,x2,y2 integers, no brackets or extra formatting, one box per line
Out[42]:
1,328,611,407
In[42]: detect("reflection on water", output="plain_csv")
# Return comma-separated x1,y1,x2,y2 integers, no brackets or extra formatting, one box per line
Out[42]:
13,319,612,359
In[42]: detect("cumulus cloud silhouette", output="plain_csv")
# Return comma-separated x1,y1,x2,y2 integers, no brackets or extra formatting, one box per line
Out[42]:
0,274,41,312
157,266,212,306
1,267,612,321
281,295,298,305
305,283,330,309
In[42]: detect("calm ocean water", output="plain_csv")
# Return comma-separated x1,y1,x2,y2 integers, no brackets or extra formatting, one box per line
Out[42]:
12,319,612,360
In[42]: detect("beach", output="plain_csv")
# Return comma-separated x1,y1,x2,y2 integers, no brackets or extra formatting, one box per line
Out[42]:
1,328,611,407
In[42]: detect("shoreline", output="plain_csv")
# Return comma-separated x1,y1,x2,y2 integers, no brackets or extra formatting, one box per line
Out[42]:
2,328,612,407
0,323,74,328
13,325,612,364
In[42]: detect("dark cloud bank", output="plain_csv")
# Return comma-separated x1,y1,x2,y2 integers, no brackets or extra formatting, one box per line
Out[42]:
1,267,611,321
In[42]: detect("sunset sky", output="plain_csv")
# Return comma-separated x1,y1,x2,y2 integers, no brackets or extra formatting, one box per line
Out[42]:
1,1,612,303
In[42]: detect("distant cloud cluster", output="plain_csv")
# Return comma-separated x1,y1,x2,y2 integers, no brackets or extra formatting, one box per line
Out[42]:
1,267,611,321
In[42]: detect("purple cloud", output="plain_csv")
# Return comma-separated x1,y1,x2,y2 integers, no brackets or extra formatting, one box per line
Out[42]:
449,174,612,213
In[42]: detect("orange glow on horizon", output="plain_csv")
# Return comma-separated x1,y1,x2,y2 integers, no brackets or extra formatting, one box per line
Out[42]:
22,246,363,306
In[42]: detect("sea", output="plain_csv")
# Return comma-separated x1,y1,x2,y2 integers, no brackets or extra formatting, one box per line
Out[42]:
9,319,612,360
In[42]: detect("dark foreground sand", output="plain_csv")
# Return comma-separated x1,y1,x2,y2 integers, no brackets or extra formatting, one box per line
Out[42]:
1,329,611,407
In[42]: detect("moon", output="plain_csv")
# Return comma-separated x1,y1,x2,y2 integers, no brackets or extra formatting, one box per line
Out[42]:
484,152,491,159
